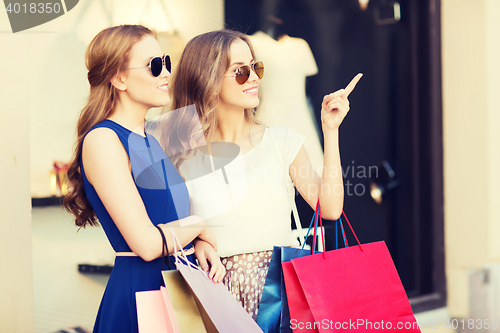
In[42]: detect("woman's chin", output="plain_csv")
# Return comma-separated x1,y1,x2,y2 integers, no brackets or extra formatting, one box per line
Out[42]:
245,100,260,109
152,98,171,108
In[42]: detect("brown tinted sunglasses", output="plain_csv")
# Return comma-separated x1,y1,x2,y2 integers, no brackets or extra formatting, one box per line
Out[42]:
225,61,264,84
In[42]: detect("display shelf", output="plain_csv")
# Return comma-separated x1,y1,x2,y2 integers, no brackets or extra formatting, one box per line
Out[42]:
32,196,65,207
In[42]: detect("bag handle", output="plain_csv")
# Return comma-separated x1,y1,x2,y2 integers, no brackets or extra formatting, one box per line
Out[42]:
335,216,349,250
155,225,172,270
340,211,364,252
165,225,208,274
268,126,306,245
301,200,319,253
313,200,326,259
300,199,326,257
310,202,364,253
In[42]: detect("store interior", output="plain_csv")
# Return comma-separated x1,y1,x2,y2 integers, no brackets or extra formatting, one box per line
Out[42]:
5,0,500,332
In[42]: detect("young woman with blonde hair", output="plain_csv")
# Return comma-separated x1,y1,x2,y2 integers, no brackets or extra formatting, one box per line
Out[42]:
63,25,224,333
162,29,361,319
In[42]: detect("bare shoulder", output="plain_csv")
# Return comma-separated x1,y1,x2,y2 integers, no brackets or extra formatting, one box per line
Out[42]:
84,126,119,145
83,127,125,156
82,127,129,184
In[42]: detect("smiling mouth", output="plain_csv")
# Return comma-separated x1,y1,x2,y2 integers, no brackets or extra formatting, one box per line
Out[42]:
158,84,169,91
244,87,258,94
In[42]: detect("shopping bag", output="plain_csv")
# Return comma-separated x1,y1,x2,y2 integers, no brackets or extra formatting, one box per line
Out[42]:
283,207,421,332
281,204,345,333
136,286,180,333
164,226,264,333
136,225,201,333
256,246,311,333
162,269,217,333
257,205,323,333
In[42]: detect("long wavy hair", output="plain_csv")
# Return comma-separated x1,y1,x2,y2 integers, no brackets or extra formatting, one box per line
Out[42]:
159,30,261,170
63,25,155,228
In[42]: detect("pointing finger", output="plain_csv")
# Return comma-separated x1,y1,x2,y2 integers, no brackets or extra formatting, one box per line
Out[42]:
345,73,363,97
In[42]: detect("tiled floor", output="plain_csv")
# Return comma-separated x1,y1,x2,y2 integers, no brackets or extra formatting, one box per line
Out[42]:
32,206,115,333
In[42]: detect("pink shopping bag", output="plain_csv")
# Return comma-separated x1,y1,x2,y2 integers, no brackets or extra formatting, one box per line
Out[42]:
136,286,180,333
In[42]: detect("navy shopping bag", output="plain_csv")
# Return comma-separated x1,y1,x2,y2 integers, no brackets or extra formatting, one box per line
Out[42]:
256,201,326,333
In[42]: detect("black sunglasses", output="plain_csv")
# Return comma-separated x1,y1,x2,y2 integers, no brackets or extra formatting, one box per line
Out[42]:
225,61,264,84
128,55,171,77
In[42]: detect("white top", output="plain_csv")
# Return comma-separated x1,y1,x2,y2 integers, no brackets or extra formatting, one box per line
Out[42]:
248,31,324,172
179,125,306,257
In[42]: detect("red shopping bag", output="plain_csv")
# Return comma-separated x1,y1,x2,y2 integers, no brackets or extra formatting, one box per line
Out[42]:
283,207,421,333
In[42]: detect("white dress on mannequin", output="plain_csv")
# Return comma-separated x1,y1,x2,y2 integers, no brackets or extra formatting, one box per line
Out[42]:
248,31,324,171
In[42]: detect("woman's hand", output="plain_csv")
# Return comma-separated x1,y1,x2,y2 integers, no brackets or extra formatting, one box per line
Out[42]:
321,73,362,132
193,239,226,283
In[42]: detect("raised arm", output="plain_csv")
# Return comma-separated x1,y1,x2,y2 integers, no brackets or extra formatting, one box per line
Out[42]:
289,73,363,220
82,127,216,262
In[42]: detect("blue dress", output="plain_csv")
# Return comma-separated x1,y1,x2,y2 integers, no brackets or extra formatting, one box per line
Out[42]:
81,119,194,333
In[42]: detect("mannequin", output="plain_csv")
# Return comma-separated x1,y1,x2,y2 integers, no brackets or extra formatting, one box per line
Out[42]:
261,14,285,41
249,23,324,171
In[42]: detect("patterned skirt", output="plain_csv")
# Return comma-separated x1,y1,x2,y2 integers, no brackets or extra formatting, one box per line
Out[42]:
221,250,274,320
